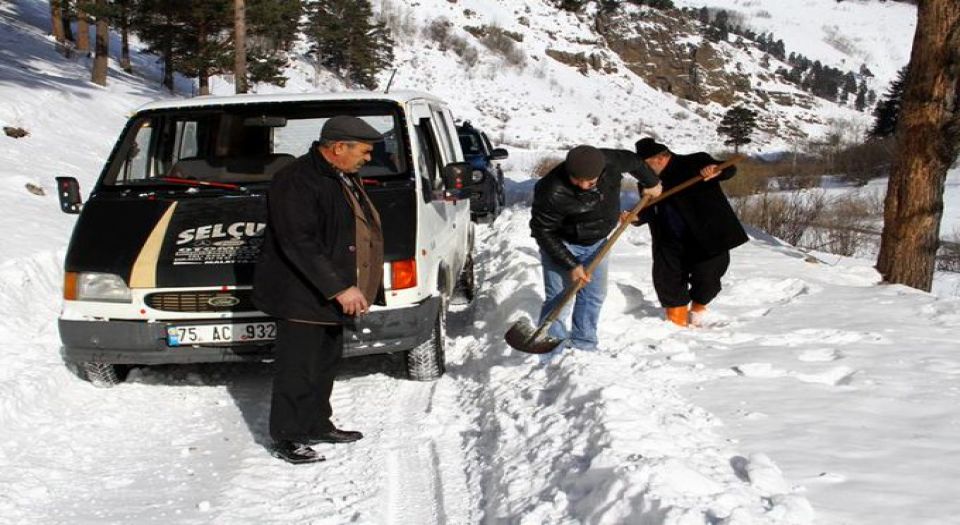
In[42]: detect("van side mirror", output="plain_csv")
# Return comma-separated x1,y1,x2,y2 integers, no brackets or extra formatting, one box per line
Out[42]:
489,148,509,161
56,177,82,214
441,162,472,200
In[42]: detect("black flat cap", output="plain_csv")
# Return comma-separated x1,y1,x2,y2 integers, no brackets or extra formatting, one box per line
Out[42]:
320,116,384,143
635,137,668,159
565,145,605,180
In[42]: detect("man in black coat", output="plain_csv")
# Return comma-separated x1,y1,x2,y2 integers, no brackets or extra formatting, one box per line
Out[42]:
253,116,384,464
634,137,748,327
530,145,661,352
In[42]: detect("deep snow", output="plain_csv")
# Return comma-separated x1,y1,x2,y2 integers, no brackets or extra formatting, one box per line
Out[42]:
3,0,960,524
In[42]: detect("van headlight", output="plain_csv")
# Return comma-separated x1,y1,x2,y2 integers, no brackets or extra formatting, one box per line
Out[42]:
471,170,484,183
64,272,132,303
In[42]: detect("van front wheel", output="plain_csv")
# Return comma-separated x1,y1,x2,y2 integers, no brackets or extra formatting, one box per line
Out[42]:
404,298,447,381
80,362,127,388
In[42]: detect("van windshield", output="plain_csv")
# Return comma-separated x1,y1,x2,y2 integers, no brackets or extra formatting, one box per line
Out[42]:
103,103,406,187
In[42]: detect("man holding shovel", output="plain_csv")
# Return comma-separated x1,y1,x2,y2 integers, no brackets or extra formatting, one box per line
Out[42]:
529,145,662,352
634,138,748,327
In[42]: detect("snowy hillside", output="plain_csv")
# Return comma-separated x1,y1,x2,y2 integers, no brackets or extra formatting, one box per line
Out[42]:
672,0,916,85
4,0,960,524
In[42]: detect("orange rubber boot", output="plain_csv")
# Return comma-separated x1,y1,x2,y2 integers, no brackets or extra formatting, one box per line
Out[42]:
665,306,689,327
691,303,707,314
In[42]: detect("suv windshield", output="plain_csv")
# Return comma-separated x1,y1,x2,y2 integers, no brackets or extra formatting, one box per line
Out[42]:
103,102,406,187
457,129,486,157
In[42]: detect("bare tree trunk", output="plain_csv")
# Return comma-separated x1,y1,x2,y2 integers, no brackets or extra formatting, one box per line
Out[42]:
50,0,66,46
197,23,210,96
162,44,174,92
199,68,210,96
234,0,248,94
90,0,108,86
75,0,89,55
118,2,131,74
876,0,960,291
62,0,74,45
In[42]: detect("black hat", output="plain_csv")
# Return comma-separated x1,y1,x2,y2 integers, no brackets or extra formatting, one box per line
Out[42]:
635,137,668,159
320,116,384,143
565,145,605,180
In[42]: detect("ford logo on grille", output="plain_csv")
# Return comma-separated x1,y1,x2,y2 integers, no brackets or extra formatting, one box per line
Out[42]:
208,295,240,308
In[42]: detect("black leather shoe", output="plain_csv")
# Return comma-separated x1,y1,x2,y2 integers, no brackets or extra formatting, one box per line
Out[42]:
308,428,364,444
272,441,326,464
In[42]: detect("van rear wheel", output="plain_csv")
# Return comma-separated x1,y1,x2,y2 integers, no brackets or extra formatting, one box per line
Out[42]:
80,362,127,388
451,254,476,305
404,297,447,381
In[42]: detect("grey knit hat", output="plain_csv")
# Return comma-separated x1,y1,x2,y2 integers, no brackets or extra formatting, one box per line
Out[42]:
565,145,605,180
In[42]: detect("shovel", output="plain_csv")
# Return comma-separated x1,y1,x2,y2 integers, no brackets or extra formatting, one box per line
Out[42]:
505,154,745,354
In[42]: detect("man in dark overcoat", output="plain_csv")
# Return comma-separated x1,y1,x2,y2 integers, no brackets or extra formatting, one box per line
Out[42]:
635,137,748,327
253,116,384,464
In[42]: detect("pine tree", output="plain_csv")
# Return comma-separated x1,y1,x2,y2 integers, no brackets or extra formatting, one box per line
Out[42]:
303,0,394,90
717,105,758,154
869,66,908,138
855,81,868,111
244,0,300,87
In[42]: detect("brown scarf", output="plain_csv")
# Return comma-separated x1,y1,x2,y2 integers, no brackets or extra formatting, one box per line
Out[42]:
338,172,384,303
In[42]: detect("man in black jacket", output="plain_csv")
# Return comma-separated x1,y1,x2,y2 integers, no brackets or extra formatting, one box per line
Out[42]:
635,137,748,327
253,116,384,464
530,145,661,352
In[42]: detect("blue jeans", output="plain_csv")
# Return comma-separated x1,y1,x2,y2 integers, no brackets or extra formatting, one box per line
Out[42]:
538,238,609,351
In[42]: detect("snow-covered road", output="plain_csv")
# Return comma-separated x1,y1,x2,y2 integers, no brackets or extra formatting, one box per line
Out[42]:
4,201,960,523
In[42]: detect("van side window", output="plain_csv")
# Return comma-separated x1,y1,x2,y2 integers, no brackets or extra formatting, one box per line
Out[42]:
415,120,443,200
174,120,200,160
116,119,154,182
431,107,458,162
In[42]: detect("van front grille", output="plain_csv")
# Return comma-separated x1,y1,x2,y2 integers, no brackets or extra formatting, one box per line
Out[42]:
145,290,256,312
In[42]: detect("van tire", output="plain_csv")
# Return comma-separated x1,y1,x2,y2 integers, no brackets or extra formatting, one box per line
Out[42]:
80,362,126,388
404,297,446,381
451,254,476,305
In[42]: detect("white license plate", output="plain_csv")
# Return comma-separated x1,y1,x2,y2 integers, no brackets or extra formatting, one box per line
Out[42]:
167,322,276,346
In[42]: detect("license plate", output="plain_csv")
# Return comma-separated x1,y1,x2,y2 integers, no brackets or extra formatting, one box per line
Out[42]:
167,321,276,346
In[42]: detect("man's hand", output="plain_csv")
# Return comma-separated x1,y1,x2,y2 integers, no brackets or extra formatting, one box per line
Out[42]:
701,164,721,181
570,265,591,285
335,286,369,316
642,182,663,198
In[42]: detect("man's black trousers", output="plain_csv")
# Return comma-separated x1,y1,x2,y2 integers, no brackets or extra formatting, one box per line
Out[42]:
652,232,730,308
270,320,343,442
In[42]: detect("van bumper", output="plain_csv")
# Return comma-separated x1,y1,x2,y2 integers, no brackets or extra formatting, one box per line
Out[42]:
59,296,441,365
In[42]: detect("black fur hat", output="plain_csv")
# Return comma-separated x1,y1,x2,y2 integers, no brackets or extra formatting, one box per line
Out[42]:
635,137,668,159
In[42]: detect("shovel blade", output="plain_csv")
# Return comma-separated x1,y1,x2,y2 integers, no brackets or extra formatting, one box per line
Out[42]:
504,317,566,354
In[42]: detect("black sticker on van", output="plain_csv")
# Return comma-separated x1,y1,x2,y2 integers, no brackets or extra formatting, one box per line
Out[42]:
172,221,266,265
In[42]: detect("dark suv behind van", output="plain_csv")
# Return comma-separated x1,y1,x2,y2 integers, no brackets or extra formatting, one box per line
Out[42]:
456,122,508,222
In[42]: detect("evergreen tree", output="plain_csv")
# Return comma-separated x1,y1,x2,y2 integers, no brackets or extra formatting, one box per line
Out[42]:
855,81,868,111
303,0,394,90
128,0,179,90
717,105,758,154
245,0,300,87
869,66,908,138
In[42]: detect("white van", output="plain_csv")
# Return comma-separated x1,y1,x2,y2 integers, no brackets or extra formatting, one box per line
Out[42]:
56,91,475,386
